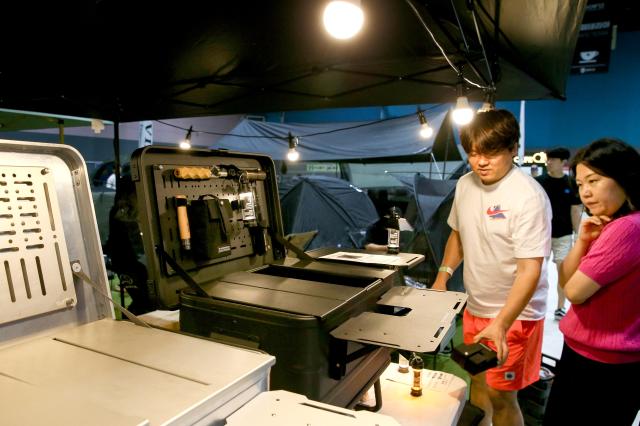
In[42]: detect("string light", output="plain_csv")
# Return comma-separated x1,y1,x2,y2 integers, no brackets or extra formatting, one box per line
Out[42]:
478,89,496,113
417,110,433,139
287,132,300,161
179,125,193,149
452,80,474,125
90,119,105,134
323,0,364,40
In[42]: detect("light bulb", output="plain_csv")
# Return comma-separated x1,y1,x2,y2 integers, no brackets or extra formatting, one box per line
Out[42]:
419,123,434,138
452,96,474,125
323,0,364,40
90,119,105,134
179,125,193,149
478,102,494,113
287,148,300,162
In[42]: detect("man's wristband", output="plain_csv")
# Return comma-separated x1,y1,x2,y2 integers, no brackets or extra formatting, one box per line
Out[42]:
438,266,454,276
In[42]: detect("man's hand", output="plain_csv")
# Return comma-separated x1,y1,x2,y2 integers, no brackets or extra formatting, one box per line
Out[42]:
473,319,509,365
431,276,448,291
431,230,463,291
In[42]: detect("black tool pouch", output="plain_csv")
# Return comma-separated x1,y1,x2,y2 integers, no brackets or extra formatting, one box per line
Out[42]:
188,195,233,260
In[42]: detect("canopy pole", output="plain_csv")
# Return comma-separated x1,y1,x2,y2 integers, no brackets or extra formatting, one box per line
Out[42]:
442,129,450,180
429,153,441,178
113,121,121,186
58,119,64,144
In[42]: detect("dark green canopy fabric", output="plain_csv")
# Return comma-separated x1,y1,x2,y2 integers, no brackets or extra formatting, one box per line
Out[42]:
1,0,585,122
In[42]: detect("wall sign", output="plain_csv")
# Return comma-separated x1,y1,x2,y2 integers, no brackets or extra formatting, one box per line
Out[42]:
571,1,613,75
513,152,547,165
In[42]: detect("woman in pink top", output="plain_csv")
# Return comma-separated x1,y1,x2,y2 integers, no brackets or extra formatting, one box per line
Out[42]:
544,139,640,425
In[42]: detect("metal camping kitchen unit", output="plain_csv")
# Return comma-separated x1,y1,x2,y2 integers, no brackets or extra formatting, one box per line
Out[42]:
132,145,467,408
0,140,275,426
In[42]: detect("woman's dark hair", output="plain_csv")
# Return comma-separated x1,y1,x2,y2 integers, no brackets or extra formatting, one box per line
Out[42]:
571,138,640,216
460,109,520,155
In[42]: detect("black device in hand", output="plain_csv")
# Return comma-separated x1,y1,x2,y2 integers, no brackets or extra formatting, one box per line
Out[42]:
452,342,499,375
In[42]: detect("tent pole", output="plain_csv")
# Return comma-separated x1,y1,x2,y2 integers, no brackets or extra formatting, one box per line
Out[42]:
430,153,441,178
113,121,121,186
442,127,450,179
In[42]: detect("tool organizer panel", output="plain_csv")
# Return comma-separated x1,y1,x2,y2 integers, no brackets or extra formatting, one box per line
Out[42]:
152,163,267,269
132,146,285,308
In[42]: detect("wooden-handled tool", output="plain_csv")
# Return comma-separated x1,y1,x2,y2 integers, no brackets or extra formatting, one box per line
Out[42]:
175,195,191,250
173,167,212,180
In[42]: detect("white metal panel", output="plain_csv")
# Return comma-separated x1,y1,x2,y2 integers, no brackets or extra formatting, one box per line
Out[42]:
0,321,275,426
53,319,275,387
227,390,400,426
0,165,76,325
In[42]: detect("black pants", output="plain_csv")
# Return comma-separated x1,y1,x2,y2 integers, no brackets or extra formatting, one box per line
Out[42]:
544,343,640,425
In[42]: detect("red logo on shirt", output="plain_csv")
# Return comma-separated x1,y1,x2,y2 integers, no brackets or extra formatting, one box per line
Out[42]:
486,205,508,219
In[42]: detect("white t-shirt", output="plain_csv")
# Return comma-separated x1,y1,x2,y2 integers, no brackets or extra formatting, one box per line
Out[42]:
448,166,552,320
106,173,116,190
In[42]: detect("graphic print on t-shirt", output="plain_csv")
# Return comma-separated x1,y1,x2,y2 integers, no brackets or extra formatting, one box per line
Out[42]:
486,205,508,219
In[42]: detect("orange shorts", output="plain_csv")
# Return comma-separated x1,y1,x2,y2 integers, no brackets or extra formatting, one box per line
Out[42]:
463,309,544,391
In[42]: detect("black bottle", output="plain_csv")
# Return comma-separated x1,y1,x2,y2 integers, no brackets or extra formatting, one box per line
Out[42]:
386,207,400,254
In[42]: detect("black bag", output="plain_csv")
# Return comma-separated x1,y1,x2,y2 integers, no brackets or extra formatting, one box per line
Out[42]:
187,195,233,260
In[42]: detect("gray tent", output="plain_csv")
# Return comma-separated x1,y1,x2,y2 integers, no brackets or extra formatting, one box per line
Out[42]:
279,175,379,250
396,172,465,291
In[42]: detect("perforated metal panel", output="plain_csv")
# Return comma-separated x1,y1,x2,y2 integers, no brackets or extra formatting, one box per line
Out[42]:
152,164,259,271
0,165,76,325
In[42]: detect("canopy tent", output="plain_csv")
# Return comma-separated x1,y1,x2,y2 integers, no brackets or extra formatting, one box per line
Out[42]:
215,106,449,161
394,172,464,291
278,175,379,250
1,1,585,122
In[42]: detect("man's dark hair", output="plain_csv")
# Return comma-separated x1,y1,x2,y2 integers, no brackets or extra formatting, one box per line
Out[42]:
460,109,520,155
546,147,571,160
571,138,640,216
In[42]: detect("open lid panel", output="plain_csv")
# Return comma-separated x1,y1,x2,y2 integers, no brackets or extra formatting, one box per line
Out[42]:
0,140,112,345
131,146,285,308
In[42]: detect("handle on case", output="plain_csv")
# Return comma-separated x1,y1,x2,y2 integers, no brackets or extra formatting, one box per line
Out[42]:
175,195,191,250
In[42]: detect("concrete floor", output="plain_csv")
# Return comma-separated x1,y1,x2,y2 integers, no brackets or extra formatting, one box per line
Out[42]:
542,261,564,361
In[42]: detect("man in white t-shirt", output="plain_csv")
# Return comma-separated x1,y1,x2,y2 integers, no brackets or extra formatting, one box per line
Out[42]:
432,109,551,426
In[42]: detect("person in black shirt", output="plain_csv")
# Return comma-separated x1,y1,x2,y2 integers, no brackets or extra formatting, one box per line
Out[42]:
536,147,583,320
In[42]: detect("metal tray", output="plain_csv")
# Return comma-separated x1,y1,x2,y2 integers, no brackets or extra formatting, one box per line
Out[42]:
331,287,467,353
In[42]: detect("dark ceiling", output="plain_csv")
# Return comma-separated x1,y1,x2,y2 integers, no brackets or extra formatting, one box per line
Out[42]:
0,0,586,122
610,0,640,32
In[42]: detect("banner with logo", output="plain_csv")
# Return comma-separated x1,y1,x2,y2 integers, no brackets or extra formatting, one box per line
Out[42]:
138,121,153,147
571,1,612,75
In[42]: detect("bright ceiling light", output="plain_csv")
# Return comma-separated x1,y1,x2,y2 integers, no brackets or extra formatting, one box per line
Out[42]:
452,96,474,125
323,0,364,40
